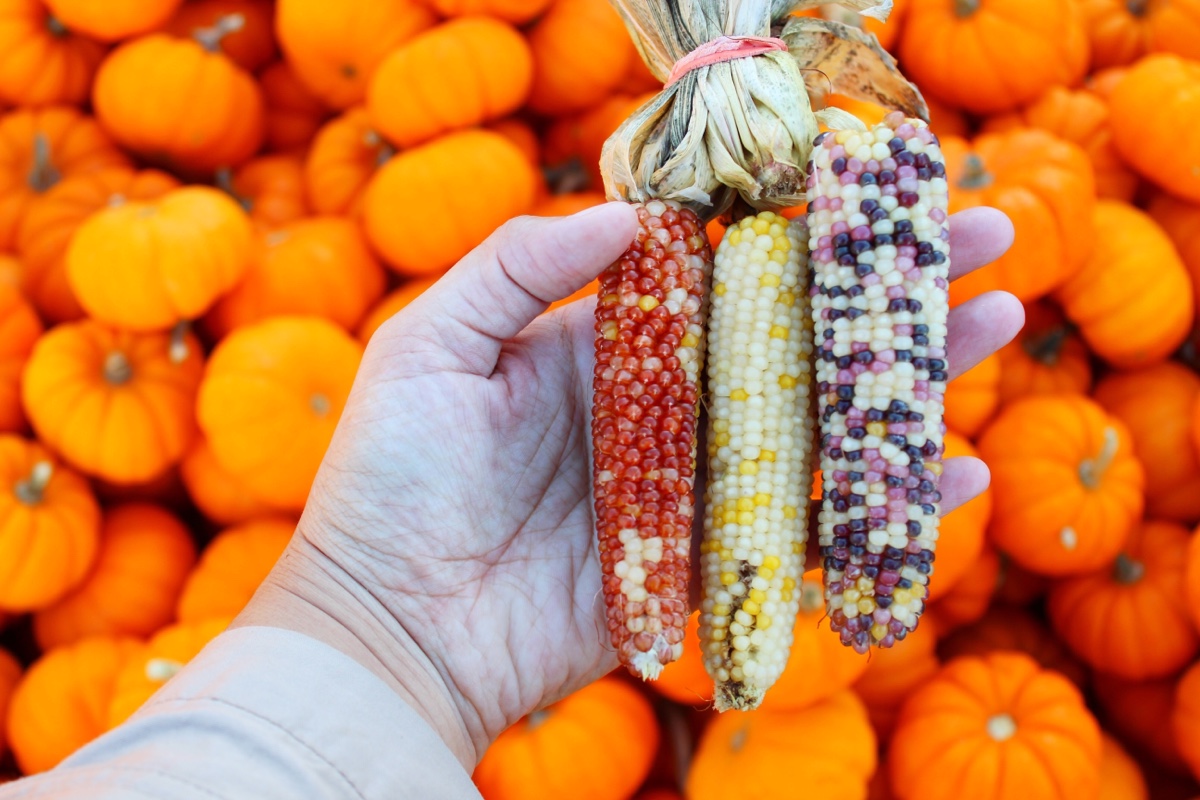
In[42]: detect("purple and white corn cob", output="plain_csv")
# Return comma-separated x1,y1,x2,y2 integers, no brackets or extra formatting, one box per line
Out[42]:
806,112,951,654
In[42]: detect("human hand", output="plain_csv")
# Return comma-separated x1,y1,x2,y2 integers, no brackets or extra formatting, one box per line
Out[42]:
236,203,1021,769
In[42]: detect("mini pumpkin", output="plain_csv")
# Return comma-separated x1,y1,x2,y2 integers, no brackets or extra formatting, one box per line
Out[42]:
0,0,105,107
358,277,439,344
1094,362,1200,522
218,153,309,230
1148,191,1200,315
890,652,1102,800
0,253,18,289
944,353,999,437
924,545,1000,633
5,636,144,775
0,648,20,759
368,18,533,149
17,166,179,324
1055,201,1193,368
363,130,538,277
107,617,230,728
525,0,635,115
0,106,129,252
176,518,293,623
1110,54,1200,201
1094,672,1190,774
67,186,253,331
0,436,100,612
978,394,1144,576
0,285,40,433
206,218,386,338
851,616,939,738
473,678,658,800
995,300,1092,405
687,691,876,800
92,22,265,173
486,118,540,166
1048,520,1198,680
899,0,1088,114
1184,530,1200,642
197,317,362,509
1078,0,1200,68
939,131,1095,307
43,0,181,41
1173,662,1200,782
259,61,330,155
22,321,205,484
938,604,1088,688
1086,65,1129,99
417,0,552,23
180,438,283,526
304,107,392,217
1099,734,1148,800
934,432,990,595
275,0,436,109
33,504,196,650
542,92,655,190
164,0,277,72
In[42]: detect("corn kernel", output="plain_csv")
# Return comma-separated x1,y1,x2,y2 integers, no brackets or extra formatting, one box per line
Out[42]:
739,460,758,476
730,388,748,401
759,450,776,462
638,295,659,312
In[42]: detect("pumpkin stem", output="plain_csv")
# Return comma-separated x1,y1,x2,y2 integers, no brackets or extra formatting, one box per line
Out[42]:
193,13,245,53
986,713,1017,741
214,167,253,213
1113,553,1145,584
145,658,184,682
169,322,191,364
1078,426,1119,490
729,725,749,752
1126,0,1149,15
14,460,53,505
310,393,331,416
27,133,61,193
363,130,396,167
526,709,550,729
954,0,980,17
799,579,824,613
104,351,134,386
1023,324,1069,365
958,154,993,190
45,14,68,37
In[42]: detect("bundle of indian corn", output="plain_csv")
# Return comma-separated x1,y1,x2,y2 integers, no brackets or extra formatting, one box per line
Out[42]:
590,0,949,711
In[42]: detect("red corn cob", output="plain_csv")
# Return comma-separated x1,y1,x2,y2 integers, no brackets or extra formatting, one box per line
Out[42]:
593,199,712,679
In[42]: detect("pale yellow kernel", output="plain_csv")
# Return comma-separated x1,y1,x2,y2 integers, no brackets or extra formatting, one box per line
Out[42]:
778,291,795,307
754,493,772,506
772,235,791,252
779,374,796,389
751,218,771,235
758,567,775,580
727,231,742,246
844,589,861,603
781,590,793,602
712,628,727,641
713,419,729,433
758,450,776,463
782,577,796,591
730,388,748,401
857,598,875,615
912,584,928,599
739,461,759,476
722,510,738,525
719,548,733,561
712,603,731,616
769,249,789,265
737,497,755,512
893,589,912,605
749,589,766,604
760,272,782,288
871,623,889,641
714,431,730,446
768,325,788,340
782,505,797,519
929,462,944,476
638,295,659,312
742,600,761,615
681,333,699,348
714,282,727,296
758,615,772,630
737,511,755,526
792,542,803,554
764,556,781,570
866,422,887,437
721,572,737,586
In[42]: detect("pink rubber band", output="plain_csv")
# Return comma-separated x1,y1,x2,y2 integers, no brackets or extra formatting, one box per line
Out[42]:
665,35,789,86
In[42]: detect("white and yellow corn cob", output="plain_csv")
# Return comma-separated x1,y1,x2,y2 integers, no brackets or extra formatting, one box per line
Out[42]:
698,211,815,711
807,112,951,653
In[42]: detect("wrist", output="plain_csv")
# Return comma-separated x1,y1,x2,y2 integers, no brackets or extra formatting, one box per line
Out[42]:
232,530,484,769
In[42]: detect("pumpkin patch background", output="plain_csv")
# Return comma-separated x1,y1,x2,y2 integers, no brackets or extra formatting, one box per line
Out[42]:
0,0,1199,796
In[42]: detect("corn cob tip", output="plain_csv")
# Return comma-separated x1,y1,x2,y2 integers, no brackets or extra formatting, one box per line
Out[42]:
630,647,667,681
714,683,764,713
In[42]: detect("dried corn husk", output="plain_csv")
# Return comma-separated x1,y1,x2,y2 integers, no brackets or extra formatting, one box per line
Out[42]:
600,0,928,219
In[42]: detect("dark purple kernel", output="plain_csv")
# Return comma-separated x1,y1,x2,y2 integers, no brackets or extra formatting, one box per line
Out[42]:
869,207,889,221
834,246,851,258
836,355,852,368
832,157,847,174
860,172,877,185
833,232,851,247
897,578,913,589
928,359,945,370
899,192,920,208
829,309,844,320
895,350,912,362
848,495,864,507
849,519,867,532
847,308,866,320
814,132,829,145
835,400,852,413
887,298,907,312
917,562,932,575
922,440,939,457
834,499,849,512
833,524,850,535
874,233,894,246
850,240,871,254
916,253,934,266
885,476,904,487
847,286,864,297
854,264,873,277
895,151,916,167
896,232,918,246
845,449,863,460
876,596,893,609
913,324,928,335
889,400,909,413
906,489,921,503
918,479,935,492
913,334,929,345
828,286,844,298
933,252,947,264
904,554,921,567
860,199,879,213
930,162,946,178
848,471,864,481
912,357,928,369
920,503,936,514
836,385,854,400
886,434,906,446
838,253,857,266
930,370,948,382
866,409,884,421
885,412,905,423
853,350,873,364
917,242,933,254
895,220,913,233
915,153,930,168
848,426,867,439
849,545,866,556
863,566,880,579
849,533,868,546
916,167,931,181
882,558,901,570
869,518,887,530
904,445,923,461
887,137,905,154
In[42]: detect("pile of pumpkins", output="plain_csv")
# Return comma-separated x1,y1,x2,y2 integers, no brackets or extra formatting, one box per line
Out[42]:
1,0,1200,798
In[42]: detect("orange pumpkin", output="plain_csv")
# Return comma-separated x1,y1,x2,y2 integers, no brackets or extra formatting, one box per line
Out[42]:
218,153,309,230
890,652,1101,800
92,24,264,173
1148,191,1200,315
980,86,1137,201
43,0,181,41
206,218,385,337
358,277,439,344
368,18,532,149
935,432,990,595
67,186,253,331
533,192,608,217
1094,362,1200,522
995,300,1092,405
486,118,540,166
107,617,230,728
180,438,283,526
650,610,710,705
0,0,105,107
0,648,19,759
164,0,277,73
542,92,655,190
5,636,144,774
924,544,1000,633
525,0,634,116
0,106,129,252
545,280,600,314
275,0,435,110
23,321,204,484
33,504,196,650
259,61,329,154
1078,0,1200,68
1086,65,1129,99
416,0,552,23
938,604,1088,688
473,678,658,800
1099,734,1149,800
993,554,1052,607
1173,662,1200,782
939,132,1095,307
1048,520,1198,680
1111,54,1200,201
1187,531,1200,636
197,317,362,509
0,253,18,289
899,0,1088,114
0,436,100,612
0,286,40,434
363,130,538,277
943,353,999,437
1055,201,1193,368
176,518,293,623
851,616,940,738
1094,672,1190,775
304,107,392,217
978,394,1144,576
17,166,179,324
687,691,876,800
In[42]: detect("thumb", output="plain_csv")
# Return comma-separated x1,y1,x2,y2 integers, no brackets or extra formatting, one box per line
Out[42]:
372,202,638,377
